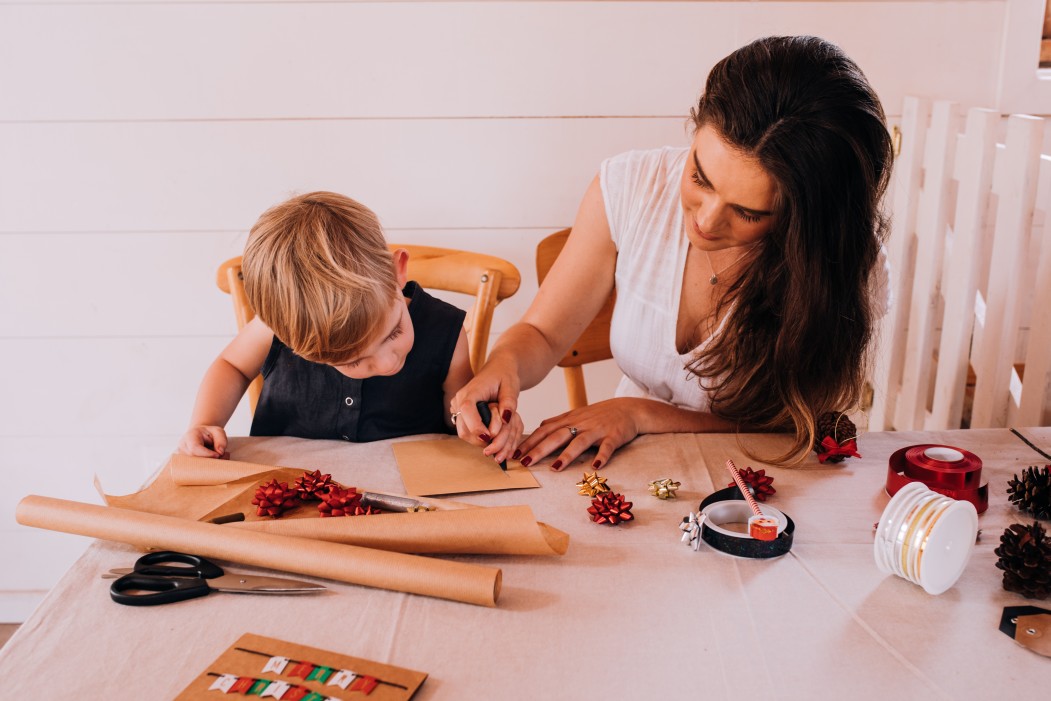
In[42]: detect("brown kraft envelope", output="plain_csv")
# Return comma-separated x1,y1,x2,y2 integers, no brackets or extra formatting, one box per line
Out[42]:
392,437,540,496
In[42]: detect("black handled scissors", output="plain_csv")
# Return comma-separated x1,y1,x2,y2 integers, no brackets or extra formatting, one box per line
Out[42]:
105,551,326,606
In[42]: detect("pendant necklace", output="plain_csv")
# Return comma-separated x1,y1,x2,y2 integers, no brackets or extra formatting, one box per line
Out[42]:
703,250,745,285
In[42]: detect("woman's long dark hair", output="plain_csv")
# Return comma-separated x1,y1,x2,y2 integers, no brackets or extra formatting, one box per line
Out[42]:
689,36,893,463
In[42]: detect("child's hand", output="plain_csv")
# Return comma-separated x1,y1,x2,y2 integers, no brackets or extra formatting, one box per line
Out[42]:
178,425,229,459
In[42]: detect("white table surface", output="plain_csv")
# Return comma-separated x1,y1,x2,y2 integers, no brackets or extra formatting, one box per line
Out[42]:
3,427,1050,699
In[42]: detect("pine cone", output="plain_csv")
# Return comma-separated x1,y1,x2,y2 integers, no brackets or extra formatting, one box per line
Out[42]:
725,466,776,502
1007,465,1051,520
814,411,859,463
587,492,634,526
995,521,1051,599
317,485,364,517
251,479,301,518
817,412,857,442
293,469,337,502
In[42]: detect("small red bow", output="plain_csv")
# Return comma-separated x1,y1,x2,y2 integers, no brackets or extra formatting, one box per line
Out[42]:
817,436,861,463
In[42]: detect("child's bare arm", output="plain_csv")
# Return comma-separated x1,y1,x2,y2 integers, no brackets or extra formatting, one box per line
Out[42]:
178,318,274,458
442,329,474,428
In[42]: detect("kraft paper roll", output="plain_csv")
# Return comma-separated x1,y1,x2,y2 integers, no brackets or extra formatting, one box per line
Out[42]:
16,495,501,607
231,505,569,556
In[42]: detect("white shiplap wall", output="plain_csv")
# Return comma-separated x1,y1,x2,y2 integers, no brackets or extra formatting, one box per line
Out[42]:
0,0,1009,620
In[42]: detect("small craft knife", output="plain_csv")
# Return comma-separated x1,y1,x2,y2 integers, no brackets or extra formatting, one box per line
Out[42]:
360,492,433,512
476,401,507,470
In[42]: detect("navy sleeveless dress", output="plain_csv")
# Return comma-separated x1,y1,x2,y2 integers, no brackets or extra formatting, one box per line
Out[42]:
250,282,465,442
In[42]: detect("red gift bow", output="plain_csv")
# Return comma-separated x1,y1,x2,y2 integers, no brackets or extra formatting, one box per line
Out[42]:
817,436,861,463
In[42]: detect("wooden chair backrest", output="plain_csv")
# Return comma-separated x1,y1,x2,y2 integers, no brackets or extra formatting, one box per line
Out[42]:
396,244,521,372
535,228,615,409
870,96,1051,430
217,244,521,415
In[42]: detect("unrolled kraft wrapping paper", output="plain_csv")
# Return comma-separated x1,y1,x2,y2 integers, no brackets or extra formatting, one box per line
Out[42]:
230,505,569,556
16,495,501,607
166,453,479,512
169,453,302,486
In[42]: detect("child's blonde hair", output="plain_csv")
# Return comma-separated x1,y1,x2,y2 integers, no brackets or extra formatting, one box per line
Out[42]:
242,191,399,364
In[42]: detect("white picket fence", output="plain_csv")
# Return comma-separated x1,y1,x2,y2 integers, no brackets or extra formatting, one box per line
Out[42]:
871,97,1051,431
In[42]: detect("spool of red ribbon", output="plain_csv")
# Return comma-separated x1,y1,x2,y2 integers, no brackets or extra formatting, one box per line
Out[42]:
886,444,988,514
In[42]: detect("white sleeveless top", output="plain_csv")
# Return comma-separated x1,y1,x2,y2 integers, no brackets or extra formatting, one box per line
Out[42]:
601,147,717,410
599,146,891,411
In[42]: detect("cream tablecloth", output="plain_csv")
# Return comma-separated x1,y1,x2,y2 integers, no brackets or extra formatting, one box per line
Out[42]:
3,427,1050,698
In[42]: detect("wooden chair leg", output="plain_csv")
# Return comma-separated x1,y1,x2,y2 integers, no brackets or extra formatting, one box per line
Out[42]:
227,268,255,329
467,270,502,373
564,367,588,410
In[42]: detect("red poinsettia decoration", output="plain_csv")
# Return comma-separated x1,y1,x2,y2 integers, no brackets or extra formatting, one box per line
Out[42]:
725,466,776,502
587,492,634,525
293,469,337,502
251,479,301,518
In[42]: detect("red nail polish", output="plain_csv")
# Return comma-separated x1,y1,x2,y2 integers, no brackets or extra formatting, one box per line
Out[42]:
502,410,512,422
551,460,563,470
521,456,532,467
593,460,602,469
480,434,492,443
512,449,521,460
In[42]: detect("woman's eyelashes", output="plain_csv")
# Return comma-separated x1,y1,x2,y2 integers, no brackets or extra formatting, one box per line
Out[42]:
692,170,764,224
691,170,710,189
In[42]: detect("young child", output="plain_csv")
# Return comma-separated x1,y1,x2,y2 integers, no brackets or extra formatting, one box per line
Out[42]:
178,191,480,457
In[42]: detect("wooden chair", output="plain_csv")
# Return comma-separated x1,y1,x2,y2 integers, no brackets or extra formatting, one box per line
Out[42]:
217,245,521,414
535,228,616,409
216,257,265,413
869,96,1051,430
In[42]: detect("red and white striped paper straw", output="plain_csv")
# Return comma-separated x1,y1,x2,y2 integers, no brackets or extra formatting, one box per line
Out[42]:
726,459,763,517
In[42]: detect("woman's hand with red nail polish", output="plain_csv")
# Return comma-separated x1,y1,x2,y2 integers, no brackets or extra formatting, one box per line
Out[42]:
479,405,525,465
514,398,649,471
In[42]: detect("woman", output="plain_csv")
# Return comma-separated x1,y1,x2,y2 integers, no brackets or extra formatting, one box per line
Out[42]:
455,35,892,469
